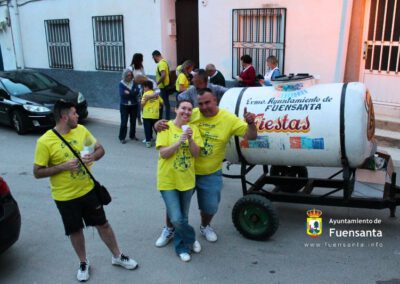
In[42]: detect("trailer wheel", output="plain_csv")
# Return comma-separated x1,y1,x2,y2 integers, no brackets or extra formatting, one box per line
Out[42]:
232,194,279,240
270,166,308,193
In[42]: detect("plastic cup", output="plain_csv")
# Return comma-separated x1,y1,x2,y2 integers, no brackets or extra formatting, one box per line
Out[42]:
80,150,89,158
181,125,189,133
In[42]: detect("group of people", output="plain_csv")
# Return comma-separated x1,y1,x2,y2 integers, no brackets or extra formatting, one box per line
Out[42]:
118,50,233,148
32,49,281,281
236,54,281,87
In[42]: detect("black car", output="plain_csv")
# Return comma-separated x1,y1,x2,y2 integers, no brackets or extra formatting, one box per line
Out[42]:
0,70,88,134
0,176,21,254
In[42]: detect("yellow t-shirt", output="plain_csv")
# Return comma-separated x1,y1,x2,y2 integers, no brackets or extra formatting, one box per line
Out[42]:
190,108,248,175
34,125,97,201
141,90,163,119
156,59,170,88
156,120,203,191
175,72,190,92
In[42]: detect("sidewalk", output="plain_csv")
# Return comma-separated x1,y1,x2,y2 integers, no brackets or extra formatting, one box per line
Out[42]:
87,106,123,126
87,107,400,167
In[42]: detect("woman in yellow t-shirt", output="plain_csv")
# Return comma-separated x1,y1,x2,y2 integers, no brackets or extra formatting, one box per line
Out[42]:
156,99,203,262
175,60,194,99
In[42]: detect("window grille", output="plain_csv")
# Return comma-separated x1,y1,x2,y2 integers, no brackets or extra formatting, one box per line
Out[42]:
365,0,400,73
44,19,73,69
92,15,125,71
232,8,286,78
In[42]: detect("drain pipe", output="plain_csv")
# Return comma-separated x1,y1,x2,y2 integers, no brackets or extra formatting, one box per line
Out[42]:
10,0,25,69
334,0,353,82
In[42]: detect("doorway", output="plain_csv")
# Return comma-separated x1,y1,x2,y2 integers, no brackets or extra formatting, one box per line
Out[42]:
175,0,199,68
360,0,400,108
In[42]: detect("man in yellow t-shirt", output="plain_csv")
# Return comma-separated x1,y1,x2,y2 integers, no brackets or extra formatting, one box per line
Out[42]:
141,80,163,147
152,50,171,120
154,88,257,247
33,100,137,282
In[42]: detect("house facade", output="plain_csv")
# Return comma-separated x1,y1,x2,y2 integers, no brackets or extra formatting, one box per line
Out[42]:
0,0,398,117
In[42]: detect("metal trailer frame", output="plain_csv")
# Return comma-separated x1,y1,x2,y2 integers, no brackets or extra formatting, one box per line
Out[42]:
223,162,400,240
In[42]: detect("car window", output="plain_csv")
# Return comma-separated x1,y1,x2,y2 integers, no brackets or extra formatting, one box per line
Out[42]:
0,72,59,96
1,78,31,95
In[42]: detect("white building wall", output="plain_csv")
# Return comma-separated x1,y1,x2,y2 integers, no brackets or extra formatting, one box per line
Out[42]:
198,0,350,83
12,0,163,73
0,6,17,70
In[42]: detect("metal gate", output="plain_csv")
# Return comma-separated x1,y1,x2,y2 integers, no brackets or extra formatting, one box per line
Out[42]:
44,19,73,69
232,8,286,78
92,15,125,71
361,0,400,106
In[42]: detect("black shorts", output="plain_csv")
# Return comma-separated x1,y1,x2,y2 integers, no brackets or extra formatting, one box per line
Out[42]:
55,189,107,235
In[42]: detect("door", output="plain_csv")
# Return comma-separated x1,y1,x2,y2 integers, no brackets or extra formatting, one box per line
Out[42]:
175,0,199,68
361,0,400,107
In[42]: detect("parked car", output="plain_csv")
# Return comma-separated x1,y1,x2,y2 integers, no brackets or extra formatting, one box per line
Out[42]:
0,176,21,254
0,70,88,134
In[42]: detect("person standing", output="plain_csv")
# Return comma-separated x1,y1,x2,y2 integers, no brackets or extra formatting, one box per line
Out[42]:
175,60,195,101
119,68,140,144
205,64,226,87
152,50,171,120
33,100,138,282
156,99,203,262
155,88,257,246
236,54,256,87
141,80,163,148
129,53,146,125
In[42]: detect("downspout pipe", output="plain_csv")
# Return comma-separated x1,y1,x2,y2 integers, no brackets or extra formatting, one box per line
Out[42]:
10,0,24,69
334,0,353,82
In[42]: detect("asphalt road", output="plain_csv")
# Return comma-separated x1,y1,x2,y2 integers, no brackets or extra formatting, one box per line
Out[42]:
0,120,399,284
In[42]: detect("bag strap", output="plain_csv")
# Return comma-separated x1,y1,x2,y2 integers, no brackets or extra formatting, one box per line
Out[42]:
52,129,98,183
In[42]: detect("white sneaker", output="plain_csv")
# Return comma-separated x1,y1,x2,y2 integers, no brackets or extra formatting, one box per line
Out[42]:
77,260,89,282
179,252,191,262
142,139,146,143
192,240,202,253
155,226,175,247
111,253,138,270
200,225,218,242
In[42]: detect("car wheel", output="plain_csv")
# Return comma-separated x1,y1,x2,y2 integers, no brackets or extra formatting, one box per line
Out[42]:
12,111,28,135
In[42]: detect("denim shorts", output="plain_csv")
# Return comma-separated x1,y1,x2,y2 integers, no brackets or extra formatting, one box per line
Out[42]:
55,189,107,235
196,170,223,215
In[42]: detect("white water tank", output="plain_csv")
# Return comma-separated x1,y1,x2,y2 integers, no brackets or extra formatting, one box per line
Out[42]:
220,75,376,168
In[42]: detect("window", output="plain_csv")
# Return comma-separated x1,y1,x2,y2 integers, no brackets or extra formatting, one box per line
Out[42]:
365,0,400,73
92,15,125,71
44,19,73,69
232,8,286,78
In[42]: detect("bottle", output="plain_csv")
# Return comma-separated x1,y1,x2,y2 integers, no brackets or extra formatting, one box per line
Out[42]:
374,154,386,170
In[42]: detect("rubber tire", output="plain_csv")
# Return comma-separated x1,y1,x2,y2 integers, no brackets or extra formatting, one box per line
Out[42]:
232,194,279,241
11,111,28,135
270,166,308,193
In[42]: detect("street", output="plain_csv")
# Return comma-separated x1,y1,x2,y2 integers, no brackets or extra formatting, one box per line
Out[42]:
0,119,399,284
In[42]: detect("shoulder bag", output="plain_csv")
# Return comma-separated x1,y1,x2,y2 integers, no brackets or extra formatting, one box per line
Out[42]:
52,129,112,205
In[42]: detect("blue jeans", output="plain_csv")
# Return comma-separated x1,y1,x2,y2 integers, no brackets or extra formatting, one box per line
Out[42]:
119,104,138,140
196,170,223,215
160,88,170,120
160,189,195,254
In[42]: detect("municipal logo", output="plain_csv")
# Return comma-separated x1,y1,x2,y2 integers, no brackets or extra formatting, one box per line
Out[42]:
306,209,322,238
